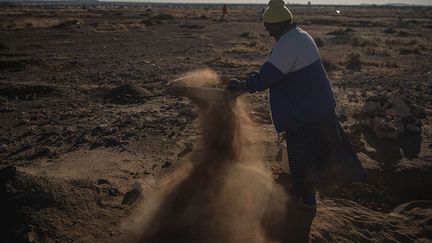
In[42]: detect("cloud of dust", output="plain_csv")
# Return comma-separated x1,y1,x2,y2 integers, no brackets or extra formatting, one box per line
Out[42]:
127,69,287,243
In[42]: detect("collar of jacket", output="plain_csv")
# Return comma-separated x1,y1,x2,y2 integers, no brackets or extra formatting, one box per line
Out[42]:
276,22,298,41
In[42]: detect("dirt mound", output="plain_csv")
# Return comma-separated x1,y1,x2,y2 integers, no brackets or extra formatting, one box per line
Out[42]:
0,167,125,242
104,84,154,104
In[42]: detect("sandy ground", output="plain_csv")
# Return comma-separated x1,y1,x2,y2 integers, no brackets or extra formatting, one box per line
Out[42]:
1,3,432,242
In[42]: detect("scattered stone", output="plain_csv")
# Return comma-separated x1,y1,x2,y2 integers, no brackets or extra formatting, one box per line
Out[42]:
161,160,172,168
20,141,33,151
93,124,115,135
121,181,142,205
365,94,388,105
97,178,110,185
362,101,381,116
90,139,104,149
388,97,412,119
103,136,122,147
0,144,7,153
28,147,51,160
108,187,120,196
0,106,14,113
372,118,399,139
178,142,193,157
360,95,426,139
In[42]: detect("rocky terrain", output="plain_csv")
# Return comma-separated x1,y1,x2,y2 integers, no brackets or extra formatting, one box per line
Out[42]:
0,3,431,242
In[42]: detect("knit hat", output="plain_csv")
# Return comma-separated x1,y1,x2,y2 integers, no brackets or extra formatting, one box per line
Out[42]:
262,0,293,24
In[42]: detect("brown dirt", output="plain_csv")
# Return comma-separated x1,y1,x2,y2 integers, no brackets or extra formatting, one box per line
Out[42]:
0,3,431,243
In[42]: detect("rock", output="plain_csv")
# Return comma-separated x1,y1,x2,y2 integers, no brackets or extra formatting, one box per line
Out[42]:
93,124,115,135
103,136,122,147
96,178,110,185
388,97,412,119
411,104,426,119
406,123,421,133
0,106,14,113
0,165,16,185
178,142,193,157
44,127,58,135
372,118,399,139
122,181,142,205
108,187,120,196
20,141,33,151
90,139,104,149
28,147,51,160
104,84,154,104
362,101,381,117
0,144,7,153
161,160,172,168
366,94,388,105
357,153,381,171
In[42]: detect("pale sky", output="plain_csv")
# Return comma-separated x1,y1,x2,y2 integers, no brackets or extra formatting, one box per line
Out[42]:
103,0,432,5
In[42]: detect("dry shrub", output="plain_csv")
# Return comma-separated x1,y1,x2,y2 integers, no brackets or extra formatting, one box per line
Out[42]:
351,37,373,47
94,22,128,32
346,52,362,71
240,31,259,39
216,57,261,68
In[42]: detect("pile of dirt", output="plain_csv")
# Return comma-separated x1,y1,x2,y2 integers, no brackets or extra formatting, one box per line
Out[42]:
104,84,155,104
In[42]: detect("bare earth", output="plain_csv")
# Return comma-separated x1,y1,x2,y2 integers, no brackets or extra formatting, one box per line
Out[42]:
1,3,432,242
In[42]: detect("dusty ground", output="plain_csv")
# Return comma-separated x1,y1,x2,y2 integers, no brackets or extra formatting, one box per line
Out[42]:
1,3,432,242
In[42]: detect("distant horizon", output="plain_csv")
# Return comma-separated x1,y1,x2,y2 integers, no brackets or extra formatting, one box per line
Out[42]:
98,0,432,6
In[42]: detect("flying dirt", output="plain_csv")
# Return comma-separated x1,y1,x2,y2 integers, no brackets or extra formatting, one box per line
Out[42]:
124,69,288,243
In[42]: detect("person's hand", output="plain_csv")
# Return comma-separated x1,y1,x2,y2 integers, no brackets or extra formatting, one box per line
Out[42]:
226,78,247,92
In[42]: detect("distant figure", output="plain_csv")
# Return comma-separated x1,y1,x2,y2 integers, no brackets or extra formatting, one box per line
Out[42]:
219,4,228,21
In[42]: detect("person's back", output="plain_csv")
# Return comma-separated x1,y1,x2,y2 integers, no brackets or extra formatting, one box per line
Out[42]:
266,25,336,131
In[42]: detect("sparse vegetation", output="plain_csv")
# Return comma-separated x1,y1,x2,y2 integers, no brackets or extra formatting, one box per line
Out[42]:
346,52,361,71
240,31,259,39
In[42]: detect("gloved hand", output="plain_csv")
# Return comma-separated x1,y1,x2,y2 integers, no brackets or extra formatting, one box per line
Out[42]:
226,78,247,92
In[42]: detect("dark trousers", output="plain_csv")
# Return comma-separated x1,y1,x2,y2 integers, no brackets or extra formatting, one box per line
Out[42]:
285,114,336,206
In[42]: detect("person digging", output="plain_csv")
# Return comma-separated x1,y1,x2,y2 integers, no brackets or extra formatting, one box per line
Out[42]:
226,0,366,242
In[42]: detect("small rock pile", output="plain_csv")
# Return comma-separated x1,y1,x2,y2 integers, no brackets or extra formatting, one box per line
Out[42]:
359,95,426,139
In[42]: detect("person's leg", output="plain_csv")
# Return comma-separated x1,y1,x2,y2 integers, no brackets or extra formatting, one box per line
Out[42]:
286,128,317,206
283,128,318,243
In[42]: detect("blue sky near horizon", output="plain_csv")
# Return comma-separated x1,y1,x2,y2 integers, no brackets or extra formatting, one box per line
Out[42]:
101,0,432,5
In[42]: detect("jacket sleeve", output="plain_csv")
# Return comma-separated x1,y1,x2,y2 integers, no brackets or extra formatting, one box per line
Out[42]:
245,61,286,93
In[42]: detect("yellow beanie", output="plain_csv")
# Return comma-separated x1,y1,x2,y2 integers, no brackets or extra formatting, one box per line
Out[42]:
263,0,293,24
